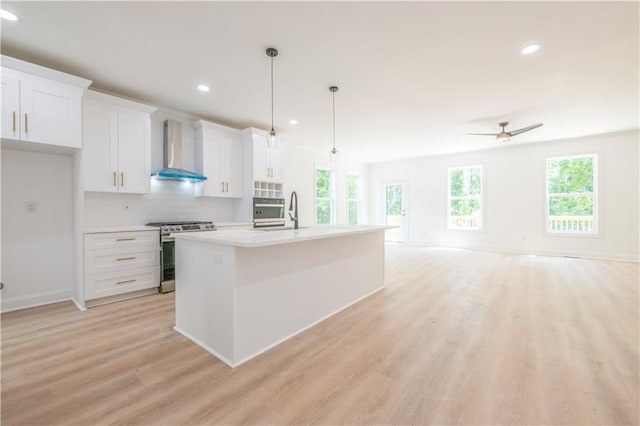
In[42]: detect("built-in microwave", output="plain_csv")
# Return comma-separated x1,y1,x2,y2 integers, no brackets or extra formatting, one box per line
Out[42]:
253,197,285,228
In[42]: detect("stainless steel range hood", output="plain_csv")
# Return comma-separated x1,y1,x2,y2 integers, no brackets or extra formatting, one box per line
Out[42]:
151,119,207,182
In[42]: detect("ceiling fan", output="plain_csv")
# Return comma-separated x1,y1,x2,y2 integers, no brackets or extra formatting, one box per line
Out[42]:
469,121,543,142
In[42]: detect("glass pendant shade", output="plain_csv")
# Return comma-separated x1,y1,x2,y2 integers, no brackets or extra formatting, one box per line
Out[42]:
329,147,339,163
267,129,278,147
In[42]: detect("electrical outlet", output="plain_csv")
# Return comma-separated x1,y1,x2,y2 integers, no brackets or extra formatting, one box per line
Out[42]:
26,201,37,212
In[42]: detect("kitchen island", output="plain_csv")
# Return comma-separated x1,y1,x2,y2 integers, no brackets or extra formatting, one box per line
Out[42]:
173,225,387,367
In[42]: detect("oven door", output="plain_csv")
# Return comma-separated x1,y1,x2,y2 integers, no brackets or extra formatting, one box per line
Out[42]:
160,236,175,293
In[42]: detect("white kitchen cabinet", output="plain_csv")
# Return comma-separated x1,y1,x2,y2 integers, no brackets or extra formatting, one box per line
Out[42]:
0,56,90,149
251,133,283,182
84,230,159,303
194,120,244,198
82,91,155,194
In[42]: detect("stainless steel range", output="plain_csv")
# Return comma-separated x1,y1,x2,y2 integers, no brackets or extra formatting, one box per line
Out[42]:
146,221,216,293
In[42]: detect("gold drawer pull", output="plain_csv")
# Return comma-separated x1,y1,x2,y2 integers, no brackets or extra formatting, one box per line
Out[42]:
12,111,16,133
113,171,116,187
116,279,136,285
116,237,136,242
24,113,28,133
116,257,136,261
121,172,124,187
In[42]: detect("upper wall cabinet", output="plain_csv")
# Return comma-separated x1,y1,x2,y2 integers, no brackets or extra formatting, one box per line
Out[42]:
82,91,156,194
194,120,244,198
0,55,91,149
243,128,283,183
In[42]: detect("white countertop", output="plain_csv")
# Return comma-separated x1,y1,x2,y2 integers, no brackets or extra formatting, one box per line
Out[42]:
85,225,157,234
172,225,388,248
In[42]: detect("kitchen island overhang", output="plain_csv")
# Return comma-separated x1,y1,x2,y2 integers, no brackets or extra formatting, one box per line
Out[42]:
173,225,388,367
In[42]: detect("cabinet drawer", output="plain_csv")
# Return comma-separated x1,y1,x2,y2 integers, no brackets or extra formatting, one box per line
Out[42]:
84,244,159,274
85,266,159,300
84,230,158,249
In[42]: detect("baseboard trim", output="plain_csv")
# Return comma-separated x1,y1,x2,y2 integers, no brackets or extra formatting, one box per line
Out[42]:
406,241,639,263
72,297,87,311
1,288,72,313
85,288,158,308
173,326,236,368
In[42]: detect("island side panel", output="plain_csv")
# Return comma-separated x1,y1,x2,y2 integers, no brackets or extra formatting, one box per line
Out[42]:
234,230,385,365
174,239,236,366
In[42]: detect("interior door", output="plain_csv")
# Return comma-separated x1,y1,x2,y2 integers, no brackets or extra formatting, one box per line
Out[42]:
384,182,407,242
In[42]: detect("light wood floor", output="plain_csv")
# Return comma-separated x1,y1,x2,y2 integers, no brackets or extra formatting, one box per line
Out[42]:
2,246,638,425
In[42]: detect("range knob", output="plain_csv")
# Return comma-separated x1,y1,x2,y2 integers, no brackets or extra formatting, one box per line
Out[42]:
172,226,178,231
162,226,169,232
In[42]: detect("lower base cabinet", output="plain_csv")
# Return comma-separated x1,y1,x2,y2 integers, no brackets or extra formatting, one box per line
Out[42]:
84,230,159,302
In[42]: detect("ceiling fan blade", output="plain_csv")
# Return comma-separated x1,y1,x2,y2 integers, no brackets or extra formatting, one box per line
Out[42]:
468,133,499,136
508,123,543,136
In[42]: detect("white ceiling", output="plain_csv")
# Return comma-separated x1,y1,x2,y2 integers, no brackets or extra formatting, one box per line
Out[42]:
1,1,638,163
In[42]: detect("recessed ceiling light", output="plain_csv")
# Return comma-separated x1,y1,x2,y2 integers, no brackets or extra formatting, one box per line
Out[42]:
289,119,298,126
197,84,210,92
0,9,18,21
521,43,541,55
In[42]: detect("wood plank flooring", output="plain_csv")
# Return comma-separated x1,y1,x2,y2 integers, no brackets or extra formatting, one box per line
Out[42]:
2,246,638,425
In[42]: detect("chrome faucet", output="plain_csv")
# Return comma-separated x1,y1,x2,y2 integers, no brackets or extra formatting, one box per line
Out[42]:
288,191,299,230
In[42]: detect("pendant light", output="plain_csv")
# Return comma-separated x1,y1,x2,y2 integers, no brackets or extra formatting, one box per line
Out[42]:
266,47,279,147
329,86,339,162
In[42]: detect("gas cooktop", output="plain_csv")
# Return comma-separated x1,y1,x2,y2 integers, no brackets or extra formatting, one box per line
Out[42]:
146,221,216,235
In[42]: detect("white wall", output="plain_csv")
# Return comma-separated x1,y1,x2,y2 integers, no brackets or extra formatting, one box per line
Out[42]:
368,130,639,261
1,148,75,311
283,144,368,227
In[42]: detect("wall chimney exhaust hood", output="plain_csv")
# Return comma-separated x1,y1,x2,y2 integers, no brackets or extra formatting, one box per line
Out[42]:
151,119,207,182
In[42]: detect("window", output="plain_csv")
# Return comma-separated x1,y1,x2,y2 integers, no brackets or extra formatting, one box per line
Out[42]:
347,174,361,225
315,168,335,224
546,154,597,234
447,165,483,230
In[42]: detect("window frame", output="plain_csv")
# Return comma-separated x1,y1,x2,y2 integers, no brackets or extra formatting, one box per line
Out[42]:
314,166,336,225
545,153,599,237
347,173,361,225
446,164,484,231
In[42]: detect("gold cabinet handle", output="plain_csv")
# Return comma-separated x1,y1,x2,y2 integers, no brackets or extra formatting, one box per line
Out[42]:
116,237,136,242
113,171,117,187
116,279,136,285
24,113,28,134
12,111,16,133
121,172,124,187
116,257,136,261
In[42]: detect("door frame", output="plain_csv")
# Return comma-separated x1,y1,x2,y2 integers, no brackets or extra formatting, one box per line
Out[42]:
383,180,408,242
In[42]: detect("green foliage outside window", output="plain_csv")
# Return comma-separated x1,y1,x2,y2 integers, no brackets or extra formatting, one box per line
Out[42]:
348,175,360,225
386,185,402,216
448,166,482,227
547,156,595,216
449,167,482,197
316,169,334,224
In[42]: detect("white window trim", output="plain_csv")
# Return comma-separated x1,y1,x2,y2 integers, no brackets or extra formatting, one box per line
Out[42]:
315,166,336,225
347,174,361,225
447,164,484,231
544,153,600,237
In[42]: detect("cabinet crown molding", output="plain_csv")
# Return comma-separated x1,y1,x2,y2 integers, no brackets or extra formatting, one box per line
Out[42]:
1,55,92,89
85,90,156,114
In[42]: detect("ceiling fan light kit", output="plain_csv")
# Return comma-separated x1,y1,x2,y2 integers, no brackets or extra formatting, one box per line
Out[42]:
266,47,279,147
469,121,543,142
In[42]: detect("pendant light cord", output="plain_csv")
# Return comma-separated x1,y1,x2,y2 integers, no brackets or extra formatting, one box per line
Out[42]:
270,56,274,131
332,90,336,150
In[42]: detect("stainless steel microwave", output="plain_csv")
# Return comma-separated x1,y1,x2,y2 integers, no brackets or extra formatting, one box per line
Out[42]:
253,197,285,228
